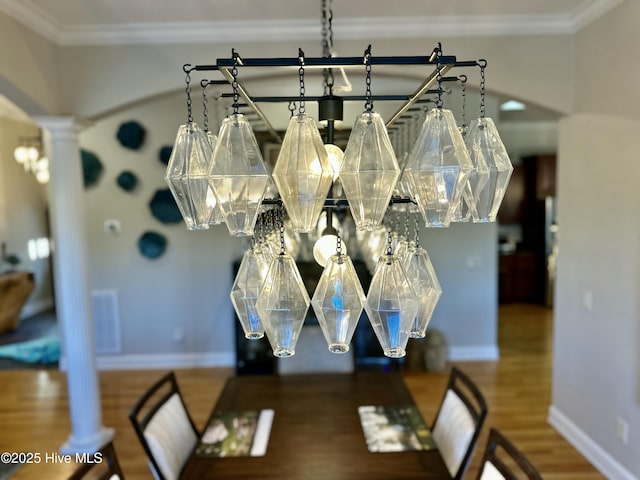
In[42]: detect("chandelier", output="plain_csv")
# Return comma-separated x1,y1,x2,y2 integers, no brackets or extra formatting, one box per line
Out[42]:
165,1,513,360
13,132,50,184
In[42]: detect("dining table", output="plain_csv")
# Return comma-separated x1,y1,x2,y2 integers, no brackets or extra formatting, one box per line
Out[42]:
181,371,451,479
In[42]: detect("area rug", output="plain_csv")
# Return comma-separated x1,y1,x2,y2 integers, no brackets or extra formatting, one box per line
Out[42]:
0,335,60,364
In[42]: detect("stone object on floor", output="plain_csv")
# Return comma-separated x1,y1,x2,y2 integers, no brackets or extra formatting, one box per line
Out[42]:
424,329,448,372
0,271,35,334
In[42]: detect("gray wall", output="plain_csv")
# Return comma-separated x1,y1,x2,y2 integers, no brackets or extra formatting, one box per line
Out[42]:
551,1,640,477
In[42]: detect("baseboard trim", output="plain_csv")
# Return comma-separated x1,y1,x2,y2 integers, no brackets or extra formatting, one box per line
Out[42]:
448,345,500,361
548,405,637,480
59,351,235,371
19,297,55,319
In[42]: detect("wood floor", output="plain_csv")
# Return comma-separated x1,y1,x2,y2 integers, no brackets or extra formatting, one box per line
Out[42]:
0,304,603,479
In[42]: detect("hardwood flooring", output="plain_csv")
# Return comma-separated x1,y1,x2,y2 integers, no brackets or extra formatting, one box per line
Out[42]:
0,304,603,479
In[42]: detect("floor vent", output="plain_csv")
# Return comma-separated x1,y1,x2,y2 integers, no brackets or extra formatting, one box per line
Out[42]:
91,289,122,354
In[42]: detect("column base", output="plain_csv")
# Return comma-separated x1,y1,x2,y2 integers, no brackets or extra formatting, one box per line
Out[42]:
60,426,115,454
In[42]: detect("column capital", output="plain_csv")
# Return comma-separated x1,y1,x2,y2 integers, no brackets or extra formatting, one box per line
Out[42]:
33,116,92,134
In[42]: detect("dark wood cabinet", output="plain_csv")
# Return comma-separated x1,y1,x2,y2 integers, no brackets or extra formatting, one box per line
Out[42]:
498,154,556,305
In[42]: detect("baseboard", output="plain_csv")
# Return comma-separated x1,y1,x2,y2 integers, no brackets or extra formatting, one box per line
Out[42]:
59,351,235,371
19,297,55,319
548,405,637,480
448,345,500,361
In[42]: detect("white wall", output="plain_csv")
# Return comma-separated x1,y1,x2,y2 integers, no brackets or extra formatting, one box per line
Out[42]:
551,2,640,477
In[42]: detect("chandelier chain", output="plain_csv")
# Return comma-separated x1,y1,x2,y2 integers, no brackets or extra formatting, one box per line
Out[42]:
414,214,420,247
184,66,193,124
336,234,342,255
201,81,209,132
298,49,306,115
479,59,487,118
386,229,393,256
459,74,467,132
321,0,335,94
288,101,296,118
364,45,373,113
232,49,240,116
279,207,286,256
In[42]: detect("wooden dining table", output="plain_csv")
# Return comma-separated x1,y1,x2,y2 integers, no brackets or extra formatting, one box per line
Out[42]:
181,371,451,479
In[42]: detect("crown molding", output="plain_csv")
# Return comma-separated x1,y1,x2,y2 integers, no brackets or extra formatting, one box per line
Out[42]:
0,0,624,47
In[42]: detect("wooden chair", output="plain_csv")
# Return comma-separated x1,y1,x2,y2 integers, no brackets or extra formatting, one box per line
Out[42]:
129,371,199,480
68,441,124,479
476,428,543,480
431,366,488,480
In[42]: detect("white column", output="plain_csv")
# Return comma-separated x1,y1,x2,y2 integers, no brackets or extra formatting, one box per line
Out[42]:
36,116,114,454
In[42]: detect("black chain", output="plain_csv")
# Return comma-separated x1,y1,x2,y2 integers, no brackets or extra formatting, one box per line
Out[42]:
298,49,306,115
288,101,296,118
386,229,393,256
364,45,373,113
232,49,240,116
459,74,468,133
414,214,420,247
279,207,286,256
479,59,487,118
201,80,209,132
336,234,342,256
183,65,193,124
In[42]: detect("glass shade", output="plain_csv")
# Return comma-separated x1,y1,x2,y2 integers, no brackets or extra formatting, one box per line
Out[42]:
256,253,310,357
340,112,401,231
208,114,270,237
230,246,270,339
401,244,442,338
311,253,366,353
165,123,216,230
205,130,224,225
404,108,473,228
273,114,333,233
364,254,419,358
464,117,514,222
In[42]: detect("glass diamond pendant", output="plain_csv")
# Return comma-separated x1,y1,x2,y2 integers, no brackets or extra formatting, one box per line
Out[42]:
465,117,514,222
311,253,366,353
205,132,224,226
256,253,310,357
340,112,401,231
230,246,271,339
165,123,215,230
404,108,474,228
208,113,270,236
273,113,333,233
365,253,419,358
401,243,442,338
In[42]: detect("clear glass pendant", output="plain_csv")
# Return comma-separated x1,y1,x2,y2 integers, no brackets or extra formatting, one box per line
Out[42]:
165,123,215,230
256,253,310,357
205,131,224,225
340,112,401,231
208,114,270,236
404,108,474,228
273,113,333,233
365,254,419,358
230,246,270,339
401,244,442,338
464,117,514,222
311,253,366,353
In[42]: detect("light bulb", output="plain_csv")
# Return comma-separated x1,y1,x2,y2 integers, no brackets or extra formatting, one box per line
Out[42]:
14,146,29,164
36,169,50,184
313,233,347,267
324,144,344,180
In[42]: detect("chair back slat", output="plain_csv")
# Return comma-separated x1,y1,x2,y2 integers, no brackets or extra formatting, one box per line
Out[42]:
432,366,487,480
478,428,543,480
129,371,199,480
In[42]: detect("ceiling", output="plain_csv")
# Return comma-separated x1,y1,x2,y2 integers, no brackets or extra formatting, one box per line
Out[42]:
0,0,623,45
0,0,620,156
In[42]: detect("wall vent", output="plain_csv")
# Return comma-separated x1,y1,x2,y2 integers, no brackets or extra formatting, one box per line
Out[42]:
91,289,122,354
